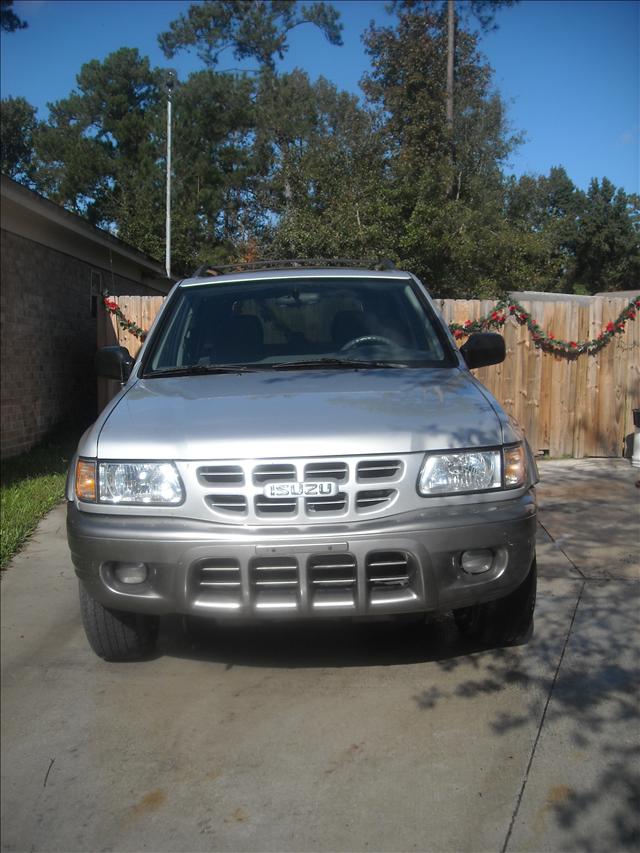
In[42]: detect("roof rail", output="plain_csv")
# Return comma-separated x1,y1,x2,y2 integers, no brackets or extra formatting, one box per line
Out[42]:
192,258,397,277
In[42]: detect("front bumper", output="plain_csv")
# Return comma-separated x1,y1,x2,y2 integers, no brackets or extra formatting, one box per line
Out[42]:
67,492,536,620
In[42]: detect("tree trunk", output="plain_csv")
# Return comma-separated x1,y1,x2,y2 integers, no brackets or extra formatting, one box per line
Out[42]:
446,0,455,133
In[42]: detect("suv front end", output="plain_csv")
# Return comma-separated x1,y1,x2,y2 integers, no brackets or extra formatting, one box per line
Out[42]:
68,265,538,660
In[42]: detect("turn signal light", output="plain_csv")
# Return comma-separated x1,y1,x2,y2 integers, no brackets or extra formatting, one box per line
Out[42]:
75,460,97,502
503,444,526,488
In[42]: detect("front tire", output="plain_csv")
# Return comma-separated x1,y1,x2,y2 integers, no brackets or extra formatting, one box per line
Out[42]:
79,583,159,661
453,557,537,647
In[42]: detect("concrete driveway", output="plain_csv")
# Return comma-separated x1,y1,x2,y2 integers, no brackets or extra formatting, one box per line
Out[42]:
1,460,638,853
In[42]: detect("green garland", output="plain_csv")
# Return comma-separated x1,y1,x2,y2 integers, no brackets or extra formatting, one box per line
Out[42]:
448,296,639,356
102,295,147,341
103,293,640,357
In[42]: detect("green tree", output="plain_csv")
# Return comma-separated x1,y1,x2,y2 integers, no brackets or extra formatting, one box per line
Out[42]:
30,48,269,273
255,70,392,259
169,69,259,268
572,179,640,293
505,168,640,293
361,1,523,296
505,167,584,291
158,0,342,69
1,0,27,32
32,48,163,251
0,96,39,179
20,3,344,273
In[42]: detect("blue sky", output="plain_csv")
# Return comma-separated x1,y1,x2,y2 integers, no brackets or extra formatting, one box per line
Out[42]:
1,0,638,193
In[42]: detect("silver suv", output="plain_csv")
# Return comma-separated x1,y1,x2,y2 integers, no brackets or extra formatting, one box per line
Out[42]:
67,263,538,661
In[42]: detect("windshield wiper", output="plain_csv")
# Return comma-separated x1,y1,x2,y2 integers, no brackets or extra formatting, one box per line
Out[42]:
144,364,257,377
268,358,408,371
144,359,410,377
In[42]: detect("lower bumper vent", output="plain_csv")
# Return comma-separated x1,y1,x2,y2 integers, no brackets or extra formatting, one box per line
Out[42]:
250,557,299,609
194,559,242,609
308,553,356,609
190,549,419,613
366,552,411,588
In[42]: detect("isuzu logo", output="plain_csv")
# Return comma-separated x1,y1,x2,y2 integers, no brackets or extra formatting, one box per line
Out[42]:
263,481,338,498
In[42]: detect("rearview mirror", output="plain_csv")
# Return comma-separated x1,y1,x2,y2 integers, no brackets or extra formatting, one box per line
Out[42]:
460,333,506,369
95,346,134,382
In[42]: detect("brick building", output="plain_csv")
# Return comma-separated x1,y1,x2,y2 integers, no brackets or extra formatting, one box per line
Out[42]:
1,175,172,459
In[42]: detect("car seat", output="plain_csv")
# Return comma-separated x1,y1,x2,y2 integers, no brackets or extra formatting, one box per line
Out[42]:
215,314,264,363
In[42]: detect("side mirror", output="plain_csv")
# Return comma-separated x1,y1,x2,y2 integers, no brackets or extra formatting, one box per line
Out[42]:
460,332,506,369
95,346,134,382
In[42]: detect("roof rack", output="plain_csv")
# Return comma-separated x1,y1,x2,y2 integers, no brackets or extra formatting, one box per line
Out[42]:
192,258,397,277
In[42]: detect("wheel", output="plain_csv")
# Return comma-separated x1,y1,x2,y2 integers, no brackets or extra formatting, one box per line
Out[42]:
79,582,159,661
453,557,537,647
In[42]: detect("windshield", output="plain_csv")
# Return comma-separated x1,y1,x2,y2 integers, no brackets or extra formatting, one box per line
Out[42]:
143,276,456,374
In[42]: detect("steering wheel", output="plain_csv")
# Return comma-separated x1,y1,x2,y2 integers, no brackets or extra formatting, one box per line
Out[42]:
340,335,396,352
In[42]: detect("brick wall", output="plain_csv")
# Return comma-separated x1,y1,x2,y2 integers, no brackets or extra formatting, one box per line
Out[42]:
0,230,154,459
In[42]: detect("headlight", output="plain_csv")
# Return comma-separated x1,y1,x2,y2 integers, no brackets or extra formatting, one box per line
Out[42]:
417,445,526,496
96,462,184,505
418,450,501,495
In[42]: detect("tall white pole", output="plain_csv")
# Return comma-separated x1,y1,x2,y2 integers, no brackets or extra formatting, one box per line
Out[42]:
165,72,174,279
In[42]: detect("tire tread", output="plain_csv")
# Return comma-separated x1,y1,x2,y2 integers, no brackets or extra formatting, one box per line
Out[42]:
454,557,537,648
79,583,158,661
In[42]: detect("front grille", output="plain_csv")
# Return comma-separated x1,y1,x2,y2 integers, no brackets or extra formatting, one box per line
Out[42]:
255,495,297,515
305,492,347,514
357,459,402,481
304,461,348,482
198,465,244,486
356,489,396,512
366,552,412,588
197,453,417,523
253,464,295,484
206,494,247,514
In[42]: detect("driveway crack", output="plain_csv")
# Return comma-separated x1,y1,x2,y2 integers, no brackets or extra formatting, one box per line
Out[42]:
500,579,586,853
43,757,55,788
538,518,586,578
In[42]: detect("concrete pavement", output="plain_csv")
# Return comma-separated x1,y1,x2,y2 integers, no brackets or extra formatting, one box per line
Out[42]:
1,460,638,852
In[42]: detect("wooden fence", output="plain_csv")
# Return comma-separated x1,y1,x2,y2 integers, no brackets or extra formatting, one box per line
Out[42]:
438,295,639,458
98,293,639,459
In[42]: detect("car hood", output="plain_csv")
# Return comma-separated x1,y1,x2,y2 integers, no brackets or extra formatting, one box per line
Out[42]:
94,368,505,460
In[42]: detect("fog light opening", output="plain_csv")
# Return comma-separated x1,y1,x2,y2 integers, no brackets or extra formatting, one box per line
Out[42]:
113,562,148,585
461,549,494,575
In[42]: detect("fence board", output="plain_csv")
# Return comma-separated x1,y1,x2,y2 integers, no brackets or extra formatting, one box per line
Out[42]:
572,300,591,459
625,300,640,459
585,298,603,458
98,293,639,459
